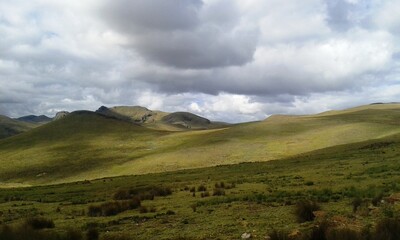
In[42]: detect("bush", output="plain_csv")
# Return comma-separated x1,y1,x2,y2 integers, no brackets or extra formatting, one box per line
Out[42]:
88,205,102,217
113,189,131,200
352,197,363,213
269,230,289,240
215,182,225,189
65,229,83,240
374,218,400,240
88,198,141,217
372,193,384,206
198,185,207,192
0,223,85,240
100,202,121,216
305,181,314,186
201,191,210,198
166,210,175,215
294,200,320,223
129,186,172,200
139,206,148,214
86,228,99,240
191,204,197,212
326,228,361,240
213,188,225,196
306,221,329,240
24,217,55,229
189,187,196,193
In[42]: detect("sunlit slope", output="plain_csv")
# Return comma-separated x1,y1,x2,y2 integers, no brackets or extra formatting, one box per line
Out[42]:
1,104,400,185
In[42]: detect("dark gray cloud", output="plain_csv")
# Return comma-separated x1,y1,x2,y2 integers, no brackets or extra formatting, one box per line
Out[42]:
101,0,258,69
325,0,353,31
102,0,202,33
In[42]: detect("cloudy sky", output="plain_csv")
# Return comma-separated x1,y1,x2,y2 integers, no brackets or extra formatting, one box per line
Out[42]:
0,0,399,122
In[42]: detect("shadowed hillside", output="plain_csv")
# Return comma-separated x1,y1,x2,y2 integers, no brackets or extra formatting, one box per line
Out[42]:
0,115,36,139
17,115,52,124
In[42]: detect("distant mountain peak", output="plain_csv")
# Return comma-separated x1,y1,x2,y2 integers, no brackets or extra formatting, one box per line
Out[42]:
17,115,52,123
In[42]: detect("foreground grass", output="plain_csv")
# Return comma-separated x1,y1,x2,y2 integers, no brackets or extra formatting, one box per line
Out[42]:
1,133,400,239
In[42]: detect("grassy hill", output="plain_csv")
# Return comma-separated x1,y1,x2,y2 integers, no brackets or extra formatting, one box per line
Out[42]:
1,128,400,239
1,103,400,185
0,115,37,139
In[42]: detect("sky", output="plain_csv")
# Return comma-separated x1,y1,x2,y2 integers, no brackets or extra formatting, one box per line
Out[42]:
0,0,400,123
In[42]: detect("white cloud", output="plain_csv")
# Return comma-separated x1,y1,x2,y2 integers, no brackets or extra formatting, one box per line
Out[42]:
0,0,400,123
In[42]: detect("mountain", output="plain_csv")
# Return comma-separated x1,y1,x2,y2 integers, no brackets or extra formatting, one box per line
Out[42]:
96,105,228,130
2,103,400,185
17,115,52,123
0,115,36,139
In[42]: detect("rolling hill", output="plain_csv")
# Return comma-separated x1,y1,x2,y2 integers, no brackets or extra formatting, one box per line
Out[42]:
17,115,52,124
0,115,37,139
1,103,400,186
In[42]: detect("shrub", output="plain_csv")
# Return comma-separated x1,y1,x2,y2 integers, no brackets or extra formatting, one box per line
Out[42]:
100,202,121,216
189,187,196,193
191,204,197,212
88,198,141,217
326,227,361,240
352,197,363,213
127,197,141,209
24,217,55,229
372,193,383,206
305,181,314,186
139,206,148,214
201,191,210,198
306,221,329,240
113,189,131,200
213,188,225,196
150,206,156,213
65,229,83,240
0,223,85,240
374,218,400,240
86,228,99,240
151,186,172,196
215,182,225,189
294,200,320,223
198,185,207,192
88,205,102,217
166,210,175,215
129,186,172,200
269,230,289,240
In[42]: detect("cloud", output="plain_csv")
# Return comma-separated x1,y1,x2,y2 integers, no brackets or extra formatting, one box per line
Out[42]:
101,0,258,69
0,0,400,122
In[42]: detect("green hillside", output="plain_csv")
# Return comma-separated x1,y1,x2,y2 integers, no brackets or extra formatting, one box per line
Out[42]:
1,104,400,186
0,115,36,139
1,128,400,239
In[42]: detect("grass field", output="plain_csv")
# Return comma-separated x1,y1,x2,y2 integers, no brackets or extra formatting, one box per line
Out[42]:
1,131,400,239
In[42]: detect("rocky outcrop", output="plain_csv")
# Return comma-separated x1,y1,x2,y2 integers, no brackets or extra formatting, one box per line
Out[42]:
53,111,69,120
